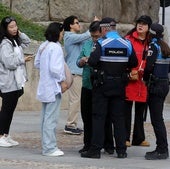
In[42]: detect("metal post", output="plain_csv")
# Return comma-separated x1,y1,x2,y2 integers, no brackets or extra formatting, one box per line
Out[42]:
9,0,12,11
162,0,165,25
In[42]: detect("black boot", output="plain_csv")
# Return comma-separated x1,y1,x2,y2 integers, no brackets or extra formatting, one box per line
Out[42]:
117,152,127,158
145,150,169,160
104,147,114,155
81,149,101,159
79,146,89,153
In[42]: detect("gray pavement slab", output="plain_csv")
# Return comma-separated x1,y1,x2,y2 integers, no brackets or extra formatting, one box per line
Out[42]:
0,104,170,169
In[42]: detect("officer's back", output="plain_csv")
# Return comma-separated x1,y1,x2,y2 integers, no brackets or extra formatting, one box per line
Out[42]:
88,17,138,95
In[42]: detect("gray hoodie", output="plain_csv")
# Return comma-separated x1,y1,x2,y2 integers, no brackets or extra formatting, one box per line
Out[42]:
0,33,30,92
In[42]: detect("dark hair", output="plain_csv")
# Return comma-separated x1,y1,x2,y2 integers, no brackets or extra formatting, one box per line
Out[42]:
136,15,152,28
150,23,164,39
63,15,78,31
157,39,170,57
44,22,63,42
0,16,20,46
125,27,136,37
89,21,100,32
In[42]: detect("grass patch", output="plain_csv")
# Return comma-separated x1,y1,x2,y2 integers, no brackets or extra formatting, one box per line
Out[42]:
0,3,45,41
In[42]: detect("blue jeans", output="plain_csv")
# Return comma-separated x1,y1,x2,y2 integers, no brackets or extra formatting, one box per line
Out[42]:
41,94,61,154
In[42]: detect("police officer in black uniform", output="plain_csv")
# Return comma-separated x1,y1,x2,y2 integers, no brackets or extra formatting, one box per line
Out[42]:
143,23,170,160
81,17,138,159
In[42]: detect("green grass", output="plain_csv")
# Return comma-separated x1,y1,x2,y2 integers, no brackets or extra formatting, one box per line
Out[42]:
0,3,45,41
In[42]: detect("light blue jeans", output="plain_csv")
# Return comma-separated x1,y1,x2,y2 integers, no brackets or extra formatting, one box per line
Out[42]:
41,94,61,155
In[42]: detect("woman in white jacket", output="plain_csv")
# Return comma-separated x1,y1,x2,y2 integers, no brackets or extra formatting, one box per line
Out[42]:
34,22,66,157
0,16,31,147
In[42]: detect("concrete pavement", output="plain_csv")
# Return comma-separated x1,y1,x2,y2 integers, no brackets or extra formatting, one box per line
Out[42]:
0,104,170,169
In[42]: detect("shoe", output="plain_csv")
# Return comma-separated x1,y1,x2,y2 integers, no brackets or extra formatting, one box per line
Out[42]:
104,148,114,154
126,141,131,147
43,149,64,157
139,140,150,147
117,152,127,158
81,149,101,159
6,135,19,146
64,126,82,135
145,150,169,160
79,146,89,153
132,140,150,146
0,136,13,147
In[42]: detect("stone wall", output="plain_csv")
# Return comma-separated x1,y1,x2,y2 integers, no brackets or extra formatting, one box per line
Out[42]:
0,0,163,111
0,0,160,23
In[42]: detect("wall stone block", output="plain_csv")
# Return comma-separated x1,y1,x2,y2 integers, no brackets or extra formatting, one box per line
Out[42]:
12,0,49,21
49,0,103,22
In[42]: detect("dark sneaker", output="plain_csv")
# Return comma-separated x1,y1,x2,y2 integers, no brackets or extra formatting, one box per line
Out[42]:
117,152,127,158
145,150,169,160
64,126,82,135
104,148,114,154
79,146,89,153
81,149,101,159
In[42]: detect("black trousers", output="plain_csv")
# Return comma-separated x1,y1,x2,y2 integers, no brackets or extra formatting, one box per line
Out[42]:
80,87,114,149
90,83,126,154
125,101,146,145
148,80,169,153
0,89,23,135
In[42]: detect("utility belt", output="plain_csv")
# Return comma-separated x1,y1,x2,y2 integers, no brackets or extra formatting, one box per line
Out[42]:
150,74,168,82
91,69,128,87
105,76,122,80
147,74,169,98
147,74,169,88
91,69,104,87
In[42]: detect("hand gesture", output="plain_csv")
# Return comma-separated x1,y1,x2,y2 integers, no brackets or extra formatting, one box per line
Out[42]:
79,57,88,67
93,16,100,21
25,55,34,62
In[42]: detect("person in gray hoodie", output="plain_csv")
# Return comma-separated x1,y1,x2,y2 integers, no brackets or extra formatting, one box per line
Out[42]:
63,15,91,135
0,16,32,147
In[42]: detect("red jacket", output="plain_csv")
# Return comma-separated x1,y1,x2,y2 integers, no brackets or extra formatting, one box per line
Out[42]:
125,31,148,102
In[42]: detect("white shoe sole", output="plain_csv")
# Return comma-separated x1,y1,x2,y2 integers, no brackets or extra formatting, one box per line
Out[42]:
10,142,19,146
43,150,64,157
0,143,13,147
64,130,81,135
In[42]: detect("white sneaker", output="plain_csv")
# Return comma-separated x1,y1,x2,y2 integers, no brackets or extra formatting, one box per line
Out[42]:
43,149,64,157
6,135,19,146
0,136,13,147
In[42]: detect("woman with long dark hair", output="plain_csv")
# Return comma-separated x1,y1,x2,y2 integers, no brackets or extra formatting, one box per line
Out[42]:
0,16,31,147
144,23,170,160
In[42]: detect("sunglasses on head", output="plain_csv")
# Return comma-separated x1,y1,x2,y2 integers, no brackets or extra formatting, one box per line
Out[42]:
5,16,16,24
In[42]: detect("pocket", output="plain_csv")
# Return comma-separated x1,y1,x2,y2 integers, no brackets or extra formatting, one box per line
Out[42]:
0,65,11,89
150,80,169,98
